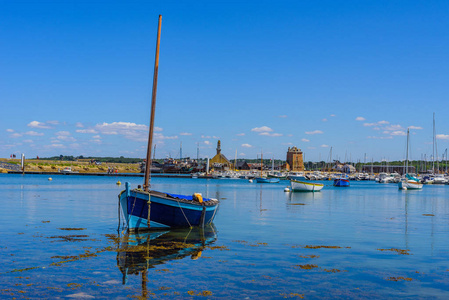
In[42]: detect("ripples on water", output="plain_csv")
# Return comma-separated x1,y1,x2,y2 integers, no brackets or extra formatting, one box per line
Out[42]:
1,174,449,299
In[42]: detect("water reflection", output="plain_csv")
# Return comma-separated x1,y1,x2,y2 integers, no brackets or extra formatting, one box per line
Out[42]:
286,190,324,205
117,225,217,296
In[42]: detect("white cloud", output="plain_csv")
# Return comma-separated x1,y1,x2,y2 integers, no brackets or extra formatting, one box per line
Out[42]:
56,131,70,136
6,129,14,132
330,114,336,117
363,123,377,127
92,135,101,139
384,124,403,131
322,118,328,122
76,129,98,134
204,141,211,145
11,133,22,138
279,115,287,118
201,135,211,139
378,120,389,125
23,139,33,143
301,138,310,142
282,142,293,145
355,117,365,121
93,122,155,142
75,122,84,128
390,131,406,136
155,133,177,140
259,132,283,137
49,143,65,148
47,120,59,125
305,130,323,135
25,131,44,136
251,126,273,133
27,121,51,129
436,134,449,140
180,132,192,136
320,144,329,148
409,126,423,130
154,127,163,132
241,143,252,148
236,133,245,136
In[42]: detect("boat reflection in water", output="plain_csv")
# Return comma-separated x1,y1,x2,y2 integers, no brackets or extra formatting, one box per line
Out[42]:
117,225,217,295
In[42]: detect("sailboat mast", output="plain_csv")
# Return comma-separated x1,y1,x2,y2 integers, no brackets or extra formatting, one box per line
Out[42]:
406,128,409,174
144,15,162,191
432,113,435,174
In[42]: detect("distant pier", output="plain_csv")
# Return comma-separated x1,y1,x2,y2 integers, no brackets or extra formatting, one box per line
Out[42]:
6,171,192,178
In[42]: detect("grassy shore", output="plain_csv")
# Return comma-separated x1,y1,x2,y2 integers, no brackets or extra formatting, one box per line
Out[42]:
0,158,141,174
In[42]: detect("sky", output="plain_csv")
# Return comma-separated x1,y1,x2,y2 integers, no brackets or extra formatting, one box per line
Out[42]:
1,0,449,162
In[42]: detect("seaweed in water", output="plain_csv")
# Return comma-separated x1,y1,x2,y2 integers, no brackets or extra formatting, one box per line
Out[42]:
377,248,410,255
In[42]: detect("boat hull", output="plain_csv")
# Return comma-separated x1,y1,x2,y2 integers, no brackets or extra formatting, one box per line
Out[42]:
290,180,324,192
333,179,350,187
398,180,423,190
119,184,219,231
256,177,280,183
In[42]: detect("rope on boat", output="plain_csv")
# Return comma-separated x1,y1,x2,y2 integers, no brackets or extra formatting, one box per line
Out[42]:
128,193,138,229
177,200,192,228
208,205,218,226
147,199,151,228
117,194,121,232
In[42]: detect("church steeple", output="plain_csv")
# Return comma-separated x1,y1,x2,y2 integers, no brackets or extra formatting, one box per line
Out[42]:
216,140,221,154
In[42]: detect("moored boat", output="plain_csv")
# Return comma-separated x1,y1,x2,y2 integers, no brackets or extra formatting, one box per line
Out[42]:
333,177,350,187
290,179,324,192
119,183,219,229
118,15,219,231
256,177,280,183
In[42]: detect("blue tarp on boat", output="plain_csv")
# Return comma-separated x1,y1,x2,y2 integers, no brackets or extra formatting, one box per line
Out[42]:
165,192,212,202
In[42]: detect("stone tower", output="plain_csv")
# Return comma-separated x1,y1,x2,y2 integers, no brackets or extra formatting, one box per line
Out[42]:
286,146,304,171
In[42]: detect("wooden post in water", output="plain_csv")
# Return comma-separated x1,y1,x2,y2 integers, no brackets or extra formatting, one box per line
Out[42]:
143,15,162,192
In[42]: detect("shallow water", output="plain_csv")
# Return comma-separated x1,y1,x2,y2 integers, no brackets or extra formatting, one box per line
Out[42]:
1,174,449,299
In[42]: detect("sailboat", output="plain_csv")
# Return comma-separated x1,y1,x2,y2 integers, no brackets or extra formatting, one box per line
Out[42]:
119,15,219,231
398,128,423,190
256,152,280,183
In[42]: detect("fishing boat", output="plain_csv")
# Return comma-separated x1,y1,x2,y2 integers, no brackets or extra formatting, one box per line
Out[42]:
333,175,350,187
398,128,423,190
256,177,280,183
118,15,219,231
255,151,280,183
290,179,324,192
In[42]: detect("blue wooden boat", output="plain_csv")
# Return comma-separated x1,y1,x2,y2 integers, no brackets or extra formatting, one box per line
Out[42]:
118,16,219,231
333,178,350,187
119,183,219,230
256,177,280,183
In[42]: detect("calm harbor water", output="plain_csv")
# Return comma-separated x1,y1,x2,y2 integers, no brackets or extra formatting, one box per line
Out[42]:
1,174,449,299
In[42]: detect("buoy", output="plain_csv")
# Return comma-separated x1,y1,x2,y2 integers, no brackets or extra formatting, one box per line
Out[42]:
48,177,52,181
116,181,121,185
249,179,253,183
284,187,291,192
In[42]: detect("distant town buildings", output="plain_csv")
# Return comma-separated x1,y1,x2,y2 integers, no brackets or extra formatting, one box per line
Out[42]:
286,146,304,171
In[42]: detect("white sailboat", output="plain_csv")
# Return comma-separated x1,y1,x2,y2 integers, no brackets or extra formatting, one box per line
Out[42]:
398,128,423,190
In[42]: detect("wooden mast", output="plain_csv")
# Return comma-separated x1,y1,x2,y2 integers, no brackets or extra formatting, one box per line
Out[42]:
144,15,162,191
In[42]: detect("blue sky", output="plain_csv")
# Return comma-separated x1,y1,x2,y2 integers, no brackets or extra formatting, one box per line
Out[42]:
1,0,449,162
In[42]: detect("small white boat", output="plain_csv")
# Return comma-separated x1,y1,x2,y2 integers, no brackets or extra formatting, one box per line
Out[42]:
398,177,423,190
290,180,324,192
398,129,423,190
59,167,79,174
